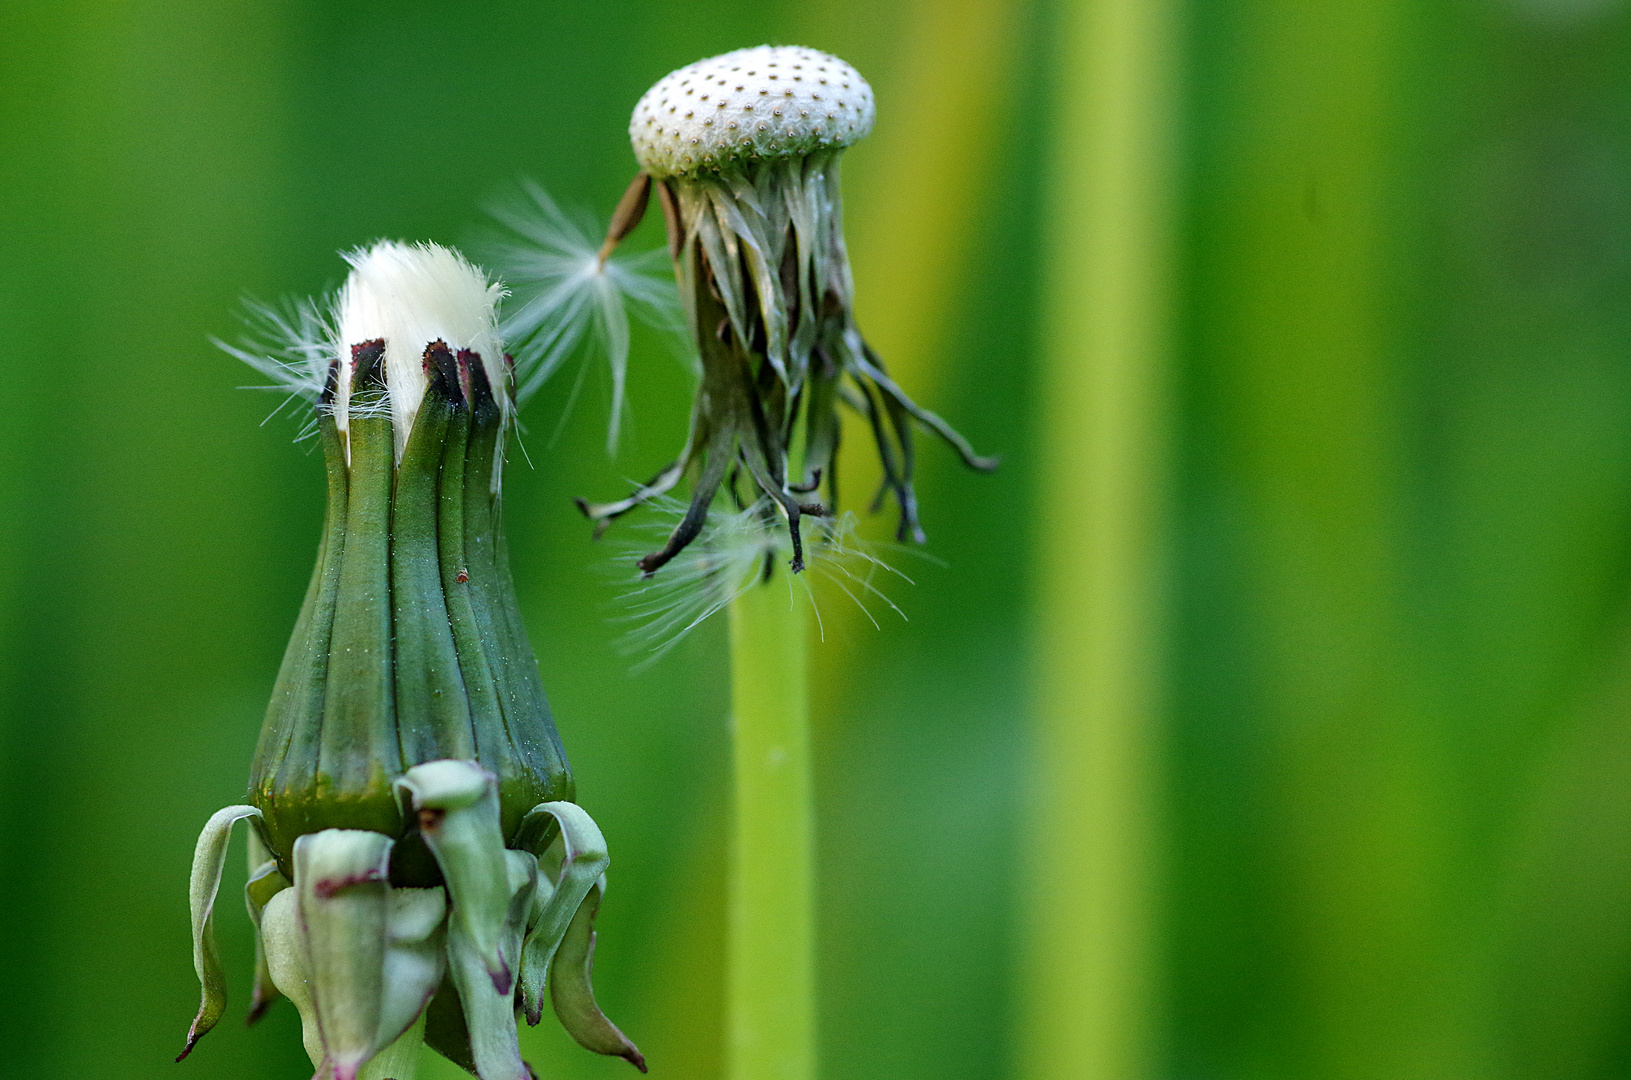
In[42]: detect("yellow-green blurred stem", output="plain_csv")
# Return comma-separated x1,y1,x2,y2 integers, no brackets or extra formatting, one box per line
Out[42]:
1023,0,1174,1077
727,579,815,1080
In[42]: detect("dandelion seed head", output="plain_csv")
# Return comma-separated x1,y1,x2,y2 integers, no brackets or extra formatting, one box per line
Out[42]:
630,46,874,178
578,48,992,572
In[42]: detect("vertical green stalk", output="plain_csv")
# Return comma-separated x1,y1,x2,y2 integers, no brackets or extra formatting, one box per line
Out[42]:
1201,0,1458,1072
1022,0,1176,1077
727,581,814,1080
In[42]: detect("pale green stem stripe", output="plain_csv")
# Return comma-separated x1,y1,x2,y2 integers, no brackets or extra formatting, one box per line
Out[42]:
1021,0,1177,1077
727,580,815,1080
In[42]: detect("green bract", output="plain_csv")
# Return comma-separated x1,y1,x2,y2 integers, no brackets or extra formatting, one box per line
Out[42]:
250,344,571,867
185,242,643,1080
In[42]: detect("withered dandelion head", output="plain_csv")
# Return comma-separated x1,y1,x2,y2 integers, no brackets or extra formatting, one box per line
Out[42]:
578,44,995,579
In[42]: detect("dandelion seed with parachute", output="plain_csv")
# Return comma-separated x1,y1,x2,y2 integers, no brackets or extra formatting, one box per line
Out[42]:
490,180,685,455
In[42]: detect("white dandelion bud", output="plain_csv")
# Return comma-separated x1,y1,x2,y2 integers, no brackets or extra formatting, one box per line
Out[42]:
186,243,645,1078
220,240,513,465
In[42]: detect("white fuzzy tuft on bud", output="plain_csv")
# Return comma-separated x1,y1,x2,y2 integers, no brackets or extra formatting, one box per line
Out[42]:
334,241,508,456
630,45,874,178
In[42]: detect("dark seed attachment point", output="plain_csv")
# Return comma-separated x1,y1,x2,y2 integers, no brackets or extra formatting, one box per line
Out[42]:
423,340,464,402
351,338,386,380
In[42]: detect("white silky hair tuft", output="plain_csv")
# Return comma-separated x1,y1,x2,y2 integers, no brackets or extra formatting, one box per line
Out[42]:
491,181,684,455
216,293,337,434
334,240,508,457
615,496,912,663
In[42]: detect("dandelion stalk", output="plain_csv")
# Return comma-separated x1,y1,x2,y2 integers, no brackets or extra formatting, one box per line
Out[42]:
1020,0,1177,1076
727,581,814,1080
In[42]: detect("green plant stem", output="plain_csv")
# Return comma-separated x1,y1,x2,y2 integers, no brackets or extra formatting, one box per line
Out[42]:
1023,0,1176,1077
727,578,814,1080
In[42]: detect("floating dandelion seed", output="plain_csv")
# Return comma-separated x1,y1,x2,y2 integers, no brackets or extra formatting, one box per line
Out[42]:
513,44,995,582
490,181,685,455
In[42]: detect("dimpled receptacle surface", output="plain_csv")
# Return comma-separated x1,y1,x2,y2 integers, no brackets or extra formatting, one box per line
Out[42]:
630,45,875,178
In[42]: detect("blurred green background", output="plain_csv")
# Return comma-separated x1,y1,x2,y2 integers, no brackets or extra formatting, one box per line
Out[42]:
0,1,1628,1079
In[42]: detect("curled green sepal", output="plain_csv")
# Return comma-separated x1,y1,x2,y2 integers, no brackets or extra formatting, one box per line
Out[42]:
245,826,291,1025
294,829,395,1080
550,878,646,1072
260,870,445,1079
516,802,610,1026
395,760,513,993
261,888,324,1068
443,848,538,1080
178,803,263,1061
